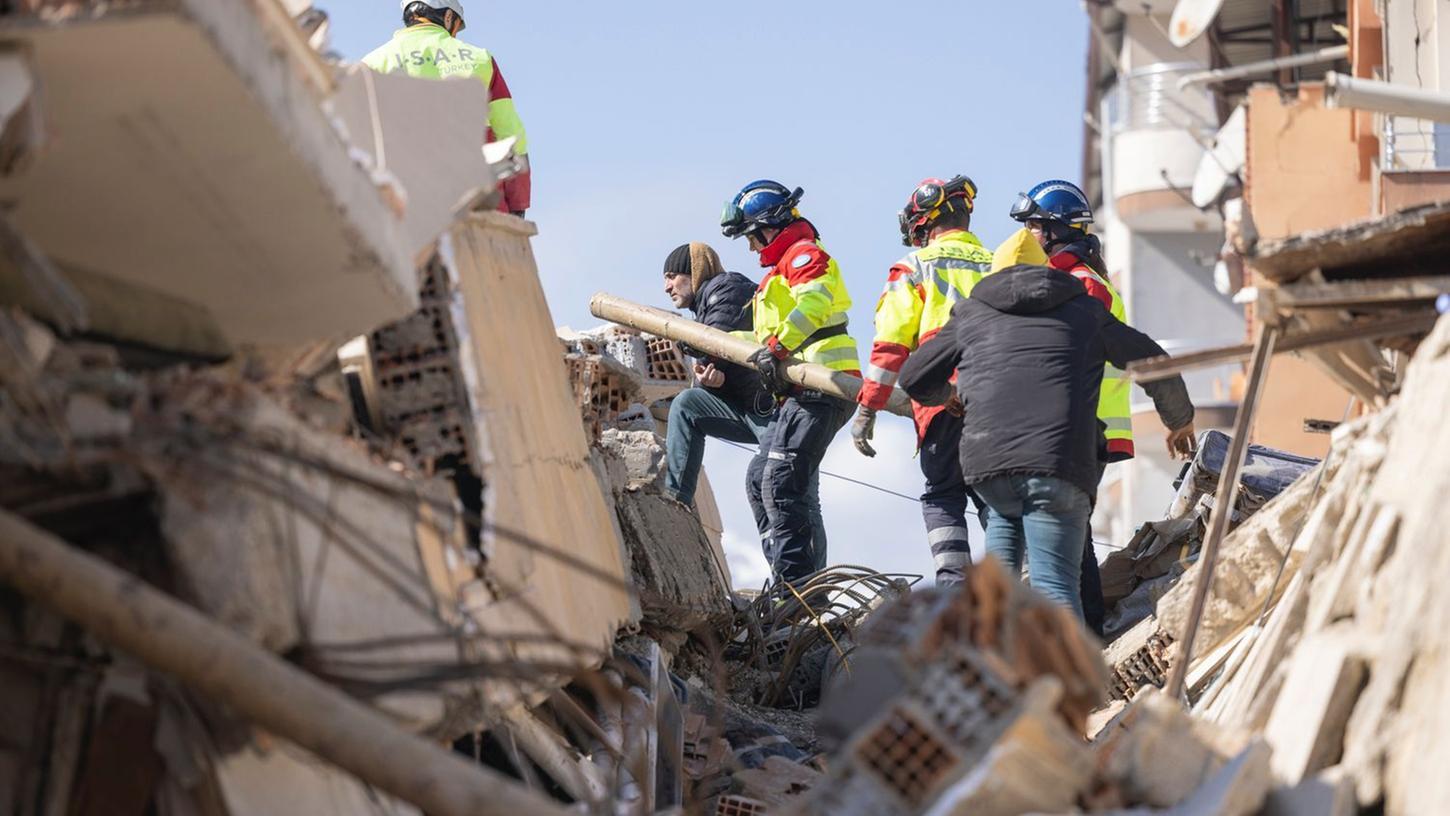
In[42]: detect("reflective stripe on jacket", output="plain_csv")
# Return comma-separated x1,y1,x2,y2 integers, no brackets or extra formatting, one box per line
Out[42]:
362,24,531,210
753,220,860,375
859,230,993,437
1049,251,1134,460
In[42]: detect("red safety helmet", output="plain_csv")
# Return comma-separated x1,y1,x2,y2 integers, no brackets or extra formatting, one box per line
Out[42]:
898,175,977,248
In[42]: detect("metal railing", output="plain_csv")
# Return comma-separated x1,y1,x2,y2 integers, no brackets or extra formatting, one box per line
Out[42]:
1383,116,1450,171
1112,62,1217,133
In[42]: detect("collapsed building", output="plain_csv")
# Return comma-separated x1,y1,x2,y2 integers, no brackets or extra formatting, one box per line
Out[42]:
2,1,1450,815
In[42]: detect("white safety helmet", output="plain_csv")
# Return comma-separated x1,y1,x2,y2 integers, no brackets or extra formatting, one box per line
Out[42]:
400,0,465,20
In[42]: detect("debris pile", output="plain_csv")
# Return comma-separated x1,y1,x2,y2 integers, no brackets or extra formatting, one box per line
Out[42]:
1099,431,1319,643
724,566,914,711
1182,314,1450,811
793,559,1108,815
560,324,694,438
1091,314,1450,815
596,428,733,636
4,1,1450,814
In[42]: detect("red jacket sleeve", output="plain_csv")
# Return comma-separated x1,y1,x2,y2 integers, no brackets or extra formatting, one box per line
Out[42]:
780,243,831,285
1070,269,1114,310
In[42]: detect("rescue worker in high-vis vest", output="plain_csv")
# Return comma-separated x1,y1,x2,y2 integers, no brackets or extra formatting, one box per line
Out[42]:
363,1,531,215
721,180,860,586
851,176,993,587
1008,179,1196,634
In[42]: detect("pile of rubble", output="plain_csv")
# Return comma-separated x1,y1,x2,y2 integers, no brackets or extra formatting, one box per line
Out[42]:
1094,314,1450,815
560,324,695,439
683,317,1450,816
1098,431,1320,645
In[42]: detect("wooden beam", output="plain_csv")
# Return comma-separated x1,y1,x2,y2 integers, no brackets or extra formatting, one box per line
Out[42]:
1128,311,1439,381
1165,325,1279,700
1271,275,1450,309
501,707,609,805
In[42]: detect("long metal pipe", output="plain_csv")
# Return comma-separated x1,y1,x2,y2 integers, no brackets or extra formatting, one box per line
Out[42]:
0,508,573,816
1324,70,1450,124
1177,45,1349,90
589,292,913,418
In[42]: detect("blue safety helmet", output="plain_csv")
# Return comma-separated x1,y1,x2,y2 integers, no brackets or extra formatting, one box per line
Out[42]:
721,180,804,239
1010,179,1094,227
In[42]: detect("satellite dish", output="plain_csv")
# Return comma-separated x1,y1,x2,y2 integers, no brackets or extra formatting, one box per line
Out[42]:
1170,0,1226,47
1191,105,1247,208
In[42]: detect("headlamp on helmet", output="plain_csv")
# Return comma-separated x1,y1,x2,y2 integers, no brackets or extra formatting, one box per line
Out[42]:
898,174,977,248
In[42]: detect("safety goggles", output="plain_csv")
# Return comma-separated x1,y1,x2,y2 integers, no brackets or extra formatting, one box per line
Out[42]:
720,200,748,238
1009,192,1042,223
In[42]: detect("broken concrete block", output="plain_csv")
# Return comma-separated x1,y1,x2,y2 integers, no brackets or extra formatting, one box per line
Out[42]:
1096,690,1243,809
158,477,302,654
613,490,731,633
1262,626,1367,783
598,429,668,492
1165,739,1272,816
1086,699,1128,741
682,712,731,782
732,755,822,807
1262,766,1356,816
0,0,422,346
143,375,475,730
713,793,769,815
1103,623,1174,702
215,740,420,816
913,678,1094,816
63,392,131,440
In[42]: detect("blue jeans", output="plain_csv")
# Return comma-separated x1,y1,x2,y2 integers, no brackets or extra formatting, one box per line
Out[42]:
974,474,1092,618
664,388,826,563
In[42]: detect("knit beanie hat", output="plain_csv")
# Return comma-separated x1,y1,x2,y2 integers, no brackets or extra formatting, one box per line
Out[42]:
663,242,725,292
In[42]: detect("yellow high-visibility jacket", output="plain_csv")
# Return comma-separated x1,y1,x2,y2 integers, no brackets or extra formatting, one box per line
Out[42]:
1049,250,1134,459
859,230,993,437
362,23,530,210
752,220,859,376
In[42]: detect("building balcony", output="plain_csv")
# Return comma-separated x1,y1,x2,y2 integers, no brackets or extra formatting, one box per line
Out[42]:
1106,62,1222,233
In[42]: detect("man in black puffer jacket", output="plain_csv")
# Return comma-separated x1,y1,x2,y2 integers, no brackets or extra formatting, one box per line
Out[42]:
898,262,1195,617
661,243,826,561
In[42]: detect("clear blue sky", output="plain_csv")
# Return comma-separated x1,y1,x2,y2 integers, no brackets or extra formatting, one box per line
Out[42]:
329,2,1089,586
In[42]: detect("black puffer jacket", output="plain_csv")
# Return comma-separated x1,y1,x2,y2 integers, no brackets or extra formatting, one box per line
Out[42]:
897,264,1194,499
687,271,770,414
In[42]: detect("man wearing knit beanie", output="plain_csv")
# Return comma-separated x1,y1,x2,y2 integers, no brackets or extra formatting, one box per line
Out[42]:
662,242,827,560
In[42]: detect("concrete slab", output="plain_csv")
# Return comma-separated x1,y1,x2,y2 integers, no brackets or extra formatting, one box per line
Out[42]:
0,2,417,345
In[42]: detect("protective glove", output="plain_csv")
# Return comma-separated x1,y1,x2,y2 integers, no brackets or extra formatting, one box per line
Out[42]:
851,407,877,457
749,343,789,395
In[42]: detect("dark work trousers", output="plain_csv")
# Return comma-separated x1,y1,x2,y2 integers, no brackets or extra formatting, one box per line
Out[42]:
746,391,853,585
1080,462,1109,637
919,411,974,587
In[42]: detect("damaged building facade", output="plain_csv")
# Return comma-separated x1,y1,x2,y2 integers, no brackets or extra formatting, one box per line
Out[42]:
3,1,1450,815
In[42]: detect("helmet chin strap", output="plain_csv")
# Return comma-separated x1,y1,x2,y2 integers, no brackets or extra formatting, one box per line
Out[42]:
1042,221,1083,255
